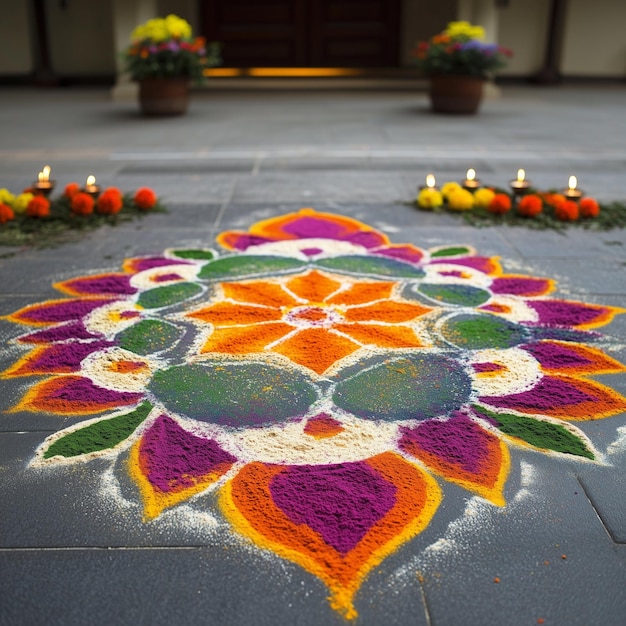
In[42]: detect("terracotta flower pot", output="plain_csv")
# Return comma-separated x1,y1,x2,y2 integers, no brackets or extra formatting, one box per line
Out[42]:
138,77,190,116
428,75,485,115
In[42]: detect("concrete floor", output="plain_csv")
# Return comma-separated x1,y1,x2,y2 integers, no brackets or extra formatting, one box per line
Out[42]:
1,85,625,625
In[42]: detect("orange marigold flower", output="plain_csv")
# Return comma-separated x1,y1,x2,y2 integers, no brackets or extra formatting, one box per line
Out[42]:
487,193,512,215
64,182,80,198
26,195,50,218
517,194,543,218
432,34,450,44
134,187,157,210
71,192,94,216
555,200,579,221
542,193,566,208
579,197,600,218
96,189,123,215
0,202,15,223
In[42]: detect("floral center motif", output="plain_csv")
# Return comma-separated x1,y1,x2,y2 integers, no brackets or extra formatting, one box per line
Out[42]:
284,304,344,328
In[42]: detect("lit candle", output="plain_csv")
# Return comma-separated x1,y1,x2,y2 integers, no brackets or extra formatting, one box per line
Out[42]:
463,168,481,190
33,164,55,195
510,168,530,194
82,175,101,198
563,175,583,199
420,173,438,190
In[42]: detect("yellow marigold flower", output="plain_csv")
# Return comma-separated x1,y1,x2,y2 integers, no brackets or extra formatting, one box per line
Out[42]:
474,187,496,208
447,188,475,211
165,14,192,39
441,181,462,198
417,188,443,209
0,188,15,205
445,21,485,41
12,192,34,214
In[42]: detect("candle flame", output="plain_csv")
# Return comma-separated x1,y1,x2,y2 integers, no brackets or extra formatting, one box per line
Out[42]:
568,175,577,190
41,165,50,181
38,172,44,182
466,168,476,181
516,169,526,182
86,175,96,186
426,174,436,188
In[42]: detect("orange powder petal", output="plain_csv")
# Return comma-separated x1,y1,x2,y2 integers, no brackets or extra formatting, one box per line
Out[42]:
285,270,342,302
200,322,293,355
333,323,424,349
188,301,283,326
222,281,298,308
272,328,360,374
109,360,148,374
304,414,345,439
326,281,395,306
219,453,441,620
344,301,432,323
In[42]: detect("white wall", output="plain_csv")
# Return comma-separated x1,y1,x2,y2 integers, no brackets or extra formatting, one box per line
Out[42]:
0,3,33,74
46,0,116,75
497,0,550,76
562,0,626,76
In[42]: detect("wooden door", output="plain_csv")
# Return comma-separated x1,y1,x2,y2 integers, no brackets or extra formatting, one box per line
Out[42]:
200,0,400,67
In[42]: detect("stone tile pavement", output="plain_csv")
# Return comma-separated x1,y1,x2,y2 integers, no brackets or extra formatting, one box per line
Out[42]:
0,85,625,625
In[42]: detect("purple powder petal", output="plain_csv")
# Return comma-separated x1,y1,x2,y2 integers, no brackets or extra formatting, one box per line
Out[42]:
140,414,237,493
18,321,102,344
18,340,114,373
300,247,324,256
344,231,387,248
48,377,143,406
270,461,396,555
152,273,184,283
372,246,424,264
490,277,550,296
480,376,596,412
129,258,192,272
227,235,274,251
521,342,593,370
16,299,115,324
398,412,492,474
528,300,609,328
432,257,495,273
61,275,137,296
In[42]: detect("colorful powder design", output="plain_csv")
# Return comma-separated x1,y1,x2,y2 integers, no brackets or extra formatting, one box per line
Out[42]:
3,208,625,620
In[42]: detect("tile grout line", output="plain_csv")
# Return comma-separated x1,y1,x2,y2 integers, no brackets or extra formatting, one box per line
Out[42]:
213,178,238,230
418,579,433,626
576,475,625,545
0,546,212,552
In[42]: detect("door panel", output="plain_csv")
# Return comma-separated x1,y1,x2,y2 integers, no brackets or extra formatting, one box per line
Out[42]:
201,0,400,67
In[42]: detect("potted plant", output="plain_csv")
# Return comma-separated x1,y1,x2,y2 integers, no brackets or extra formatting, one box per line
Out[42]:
413,21,512,114
123,14,220,116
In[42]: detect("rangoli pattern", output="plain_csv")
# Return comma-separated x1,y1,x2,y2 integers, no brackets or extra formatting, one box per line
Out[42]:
4,209,626,619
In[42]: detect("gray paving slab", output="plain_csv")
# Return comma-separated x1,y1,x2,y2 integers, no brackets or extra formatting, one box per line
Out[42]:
1,85,626,626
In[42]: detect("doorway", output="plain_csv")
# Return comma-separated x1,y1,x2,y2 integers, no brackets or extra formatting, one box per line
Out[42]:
200,0,401,67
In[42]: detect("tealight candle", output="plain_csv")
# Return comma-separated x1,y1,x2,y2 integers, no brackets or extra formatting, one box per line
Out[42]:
419,173,438,190
563,175,583,200
82,175,101,198
463,168,481,190
33,165,55,196
509,168,530,194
